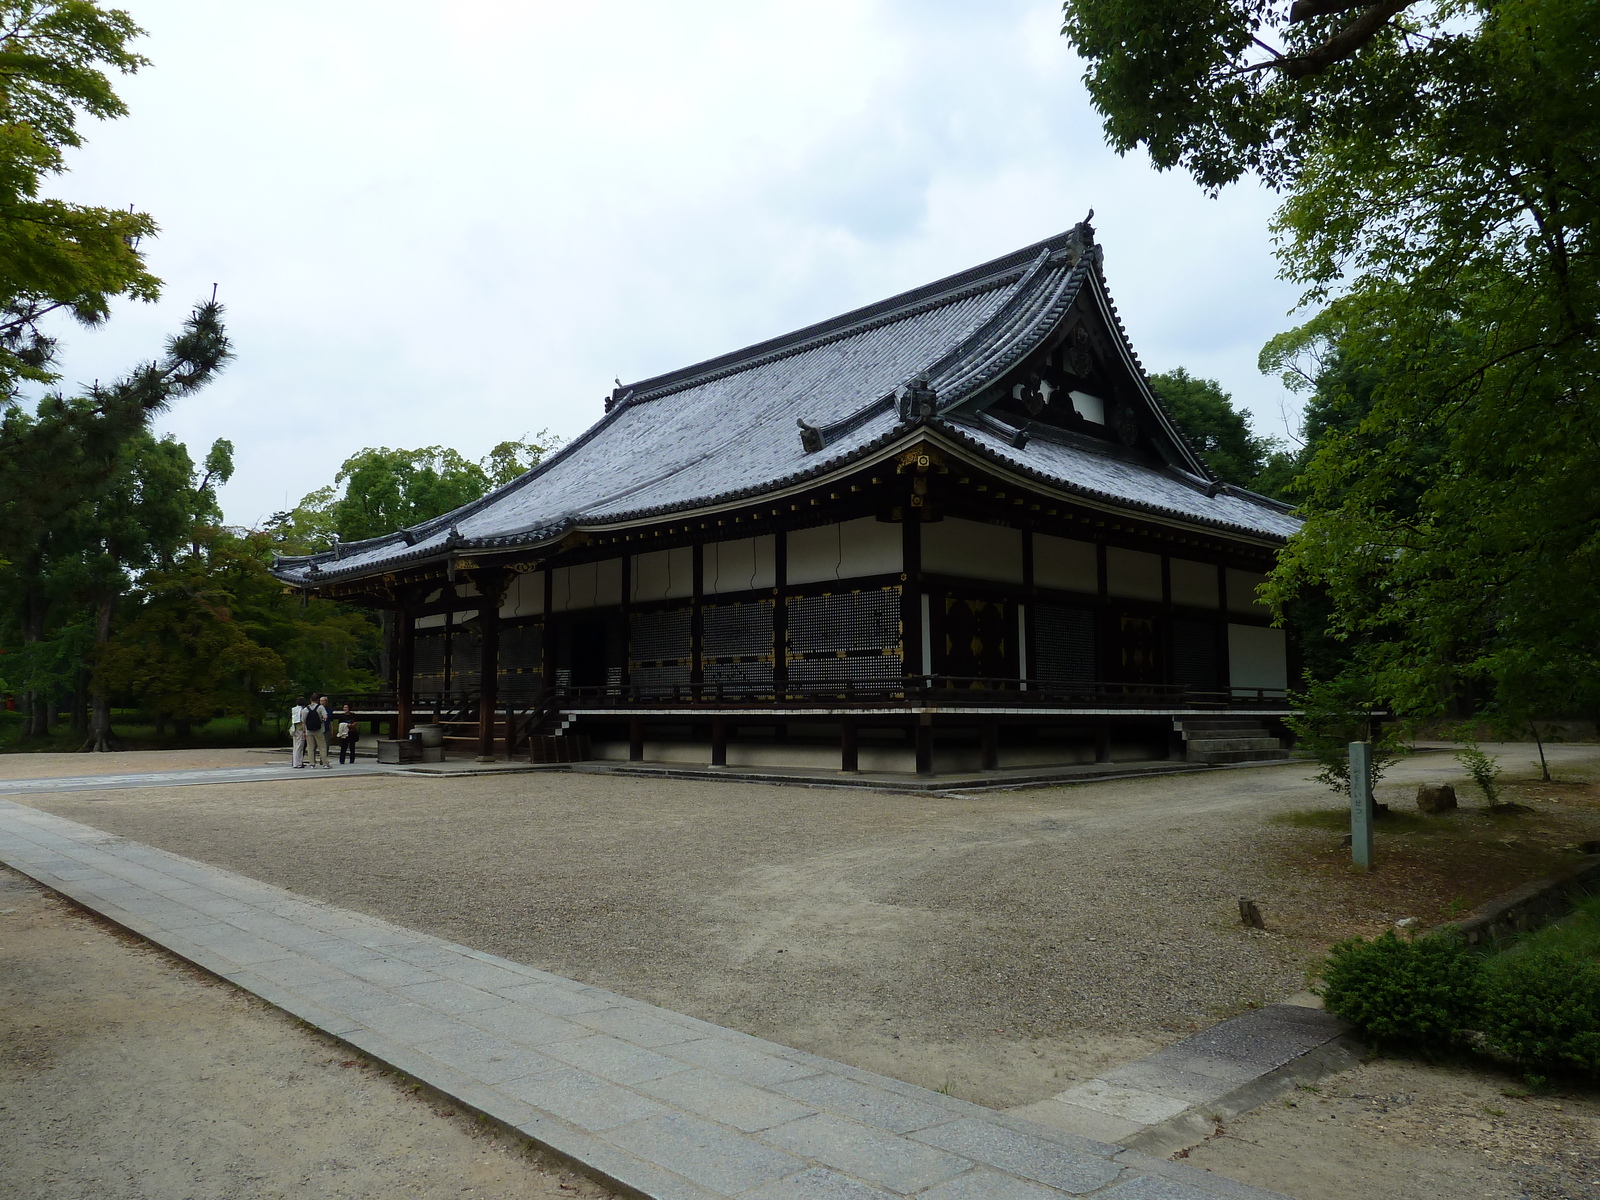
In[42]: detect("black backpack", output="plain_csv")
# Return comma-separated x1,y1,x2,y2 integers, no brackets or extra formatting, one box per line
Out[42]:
304,706,323,733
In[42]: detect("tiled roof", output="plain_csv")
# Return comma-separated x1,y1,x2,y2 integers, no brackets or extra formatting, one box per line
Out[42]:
274,226,1297,587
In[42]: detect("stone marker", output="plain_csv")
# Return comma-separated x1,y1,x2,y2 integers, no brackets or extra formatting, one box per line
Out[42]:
1239,898,1265,929
1416,782,1458,813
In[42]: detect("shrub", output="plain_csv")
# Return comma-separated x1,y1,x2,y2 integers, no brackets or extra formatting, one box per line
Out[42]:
1455,741,1503,805
1481,949,1600,1077
1321,931,1484,1052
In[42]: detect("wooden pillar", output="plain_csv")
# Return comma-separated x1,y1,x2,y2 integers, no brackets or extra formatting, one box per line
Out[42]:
1020,529,1035,689
629,716,644,762
840,721,859,774
914,714,934,776
1216,564,1231,701
691,542,705,694
980,718,999,771
901,508,922,685
1095,716,1113,764
773,530,788,701
541,568,555,693
396,600,415,740
477,568,503,761
710,716,728,767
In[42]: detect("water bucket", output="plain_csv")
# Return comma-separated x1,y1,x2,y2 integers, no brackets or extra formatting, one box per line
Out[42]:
411,723,445,748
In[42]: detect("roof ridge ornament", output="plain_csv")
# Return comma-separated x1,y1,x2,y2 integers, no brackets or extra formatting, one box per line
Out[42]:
895,373,937,423
797,417,824,453
1066,209,1096,265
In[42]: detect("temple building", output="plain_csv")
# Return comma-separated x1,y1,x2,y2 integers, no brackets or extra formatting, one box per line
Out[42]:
272,221,1300,774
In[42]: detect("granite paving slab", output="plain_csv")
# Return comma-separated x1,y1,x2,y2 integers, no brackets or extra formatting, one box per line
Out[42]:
0,798,1288,1200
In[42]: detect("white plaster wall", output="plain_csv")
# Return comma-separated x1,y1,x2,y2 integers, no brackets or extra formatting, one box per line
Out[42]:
704,535,776,595
1228,623,1288,693
1226,568,1272,616
414,612,446,630
1033,534,1097,593
1106,547,1163,601
632,546,695,602
787,517,903,585
499,570,545,618
1170,558,1218,609
552,559,623,612
921,517,1023,584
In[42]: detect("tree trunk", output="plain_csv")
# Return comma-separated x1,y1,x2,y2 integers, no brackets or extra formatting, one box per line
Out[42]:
72,670,88,735
174,717,193,740
1530,721,1551,782
19,567,45,739
153,712,166,737
82,593,117,752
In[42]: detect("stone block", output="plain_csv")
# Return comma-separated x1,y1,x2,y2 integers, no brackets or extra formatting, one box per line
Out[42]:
740,1166,898,1198
760,1113,970,1192
637,1068,815,1132
771,1072,957,1134
1417,782,1458,813
911,1117,1123,1193
602,1111,805,1195
498,1066,672,1132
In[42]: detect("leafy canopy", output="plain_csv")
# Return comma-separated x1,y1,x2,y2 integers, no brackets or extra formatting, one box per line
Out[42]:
269,433,558,553
1063,0,1600,721
1149,367,1280,491
0,0,159,391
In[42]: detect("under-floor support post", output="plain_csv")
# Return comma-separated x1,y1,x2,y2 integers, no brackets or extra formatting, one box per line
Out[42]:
840,722,859,774
915,715,934,776
1095,717,1113,764
629,717,644,762
980,719,999,772
711,716,727,768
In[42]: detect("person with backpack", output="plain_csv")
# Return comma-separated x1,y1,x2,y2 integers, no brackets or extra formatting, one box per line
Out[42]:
290,696,308,768
336,704,359,765
305,696,330,768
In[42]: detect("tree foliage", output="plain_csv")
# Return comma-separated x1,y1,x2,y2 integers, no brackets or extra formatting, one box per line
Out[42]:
1063,0,1599,722
1149,367,1282,491
0,0,160,391
268,433,558,554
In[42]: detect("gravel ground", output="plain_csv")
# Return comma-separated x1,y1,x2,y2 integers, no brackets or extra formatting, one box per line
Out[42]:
15,743,1600,1111
0,747,276,780
0,866,617,1200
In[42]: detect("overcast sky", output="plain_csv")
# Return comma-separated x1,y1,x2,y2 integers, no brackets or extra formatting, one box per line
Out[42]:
42,0,1306,527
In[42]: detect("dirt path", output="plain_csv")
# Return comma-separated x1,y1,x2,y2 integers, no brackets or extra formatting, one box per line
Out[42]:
12,743,1600,1116
0,865,617,1200
0,746,279,780
1183,1056,1600,1200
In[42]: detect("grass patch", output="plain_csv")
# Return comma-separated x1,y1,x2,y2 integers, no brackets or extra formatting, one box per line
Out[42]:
1273,807,1441,835
0,710,287,754
1501,895,1600,962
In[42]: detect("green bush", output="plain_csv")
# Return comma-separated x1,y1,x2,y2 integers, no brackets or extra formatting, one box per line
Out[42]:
1481,949,1600,1077
1321,931,1484,1051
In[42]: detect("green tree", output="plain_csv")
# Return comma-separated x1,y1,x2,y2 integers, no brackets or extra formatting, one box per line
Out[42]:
0,0,160,392
1062,0,1599,724
1149,367,1277,490
269,433,559,552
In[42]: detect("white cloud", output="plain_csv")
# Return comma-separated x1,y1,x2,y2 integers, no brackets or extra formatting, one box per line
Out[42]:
38,0,1305,525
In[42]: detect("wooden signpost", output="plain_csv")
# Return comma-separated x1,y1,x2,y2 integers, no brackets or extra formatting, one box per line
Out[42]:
1350,740,1374,869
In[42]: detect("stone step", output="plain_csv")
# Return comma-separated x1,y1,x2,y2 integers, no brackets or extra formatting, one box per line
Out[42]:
1186,736,1281,754
1191,747,1292,764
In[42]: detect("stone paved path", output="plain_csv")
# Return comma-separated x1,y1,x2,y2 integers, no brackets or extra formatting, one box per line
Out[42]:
0,798,1288,1200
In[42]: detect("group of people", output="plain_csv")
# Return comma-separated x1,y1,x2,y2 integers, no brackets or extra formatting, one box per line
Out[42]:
290,695,359,768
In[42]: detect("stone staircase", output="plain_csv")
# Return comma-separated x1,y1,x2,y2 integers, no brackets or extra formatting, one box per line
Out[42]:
1175,716,1291,765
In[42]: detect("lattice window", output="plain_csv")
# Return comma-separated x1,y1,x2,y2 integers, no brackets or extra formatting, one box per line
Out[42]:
412,631,446,694
786,587,901,695
630,607,693,695
498,621,543,696
702,660,775,692
447,620,481,695
1035,605,1096,688
702,600,773,659
1171,618,1219,694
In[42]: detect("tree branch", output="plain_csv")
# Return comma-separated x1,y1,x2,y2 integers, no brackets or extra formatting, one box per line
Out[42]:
1279,0,1416,78
1288,0,1370,24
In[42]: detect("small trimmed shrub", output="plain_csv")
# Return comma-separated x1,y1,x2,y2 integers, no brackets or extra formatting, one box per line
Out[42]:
1321,931,1484,1052
1456,742,1503,805
1481,949,1600,1077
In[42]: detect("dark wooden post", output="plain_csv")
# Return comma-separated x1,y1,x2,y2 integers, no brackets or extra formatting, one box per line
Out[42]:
541,568,555,693
901,507,922,684
773,530,788,701
1020,528,1035,688
1095,716,1113,764
691,542,705,695
476,568,503,761
840,721,859,774
629,716,644,762
980,718,999,771
710,715,727,767
396,599,415,740
914,714,934,776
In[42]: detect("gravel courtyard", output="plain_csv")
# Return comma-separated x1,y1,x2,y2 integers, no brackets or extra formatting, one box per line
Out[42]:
11,743,1599,1112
